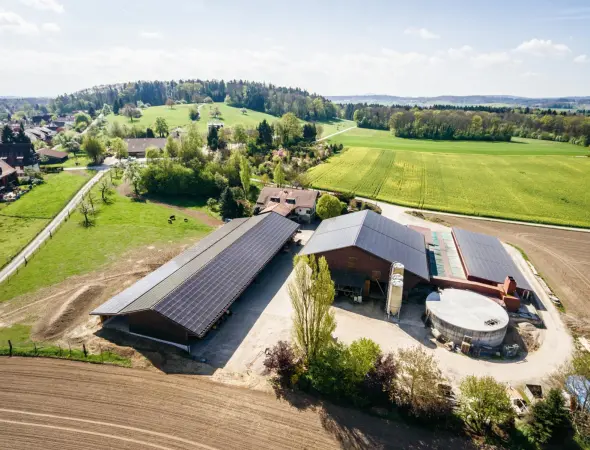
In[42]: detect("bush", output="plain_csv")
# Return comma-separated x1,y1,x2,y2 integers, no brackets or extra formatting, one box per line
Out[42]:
316,194,343,220
263,341,301,387
362,352,397,406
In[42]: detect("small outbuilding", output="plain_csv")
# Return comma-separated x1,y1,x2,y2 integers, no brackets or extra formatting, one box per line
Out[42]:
37,148,68,164
124,138,167,158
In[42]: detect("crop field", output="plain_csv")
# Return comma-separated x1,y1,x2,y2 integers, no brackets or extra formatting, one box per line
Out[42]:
308,128,590,227
107,102,342,137
0,171,92,268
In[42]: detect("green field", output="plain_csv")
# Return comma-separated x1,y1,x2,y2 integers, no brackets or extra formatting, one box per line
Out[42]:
0,184,212,302
107,102,348,138
0,171,93,268
308,128,590,227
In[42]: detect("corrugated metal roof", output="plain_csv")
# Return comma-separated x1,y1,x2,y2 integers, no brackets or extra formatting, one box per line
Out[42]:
92,213,298,337
452,228,532,290
301,210,429,281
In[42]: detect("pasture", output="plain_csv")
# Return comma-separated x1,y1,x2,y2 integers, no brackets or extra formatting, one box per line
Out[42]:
0,171,92,269
308,128,590,227
106,102,345,137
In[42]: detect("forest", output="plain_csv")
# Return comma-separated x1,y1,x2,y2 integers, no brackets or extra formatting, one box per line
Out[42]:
348,104,590,145
49,79,338,122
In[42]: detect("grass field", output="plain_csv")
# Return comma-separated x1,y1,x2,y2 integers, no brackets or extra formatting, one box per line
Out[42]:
0,171,92,268
308,128,590,227
0,183,212,302
107,102,347,138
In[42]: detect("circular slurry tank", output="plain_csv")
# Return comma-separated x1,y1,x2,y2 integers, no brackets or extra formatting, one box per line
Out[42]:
426,289,509,348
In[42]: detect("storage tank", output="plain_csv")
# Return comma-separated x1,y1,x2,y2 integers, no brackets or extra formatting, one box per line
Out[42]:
426,289,509,348
387,264,404,317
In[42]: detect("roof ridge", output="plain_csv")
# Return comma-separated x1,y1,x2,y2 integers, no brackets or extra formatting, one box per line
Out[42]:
353,210,369,245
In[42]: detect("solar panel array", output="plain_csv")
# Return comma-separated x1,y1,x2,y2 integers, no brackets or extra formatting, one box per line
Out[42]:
154,213,299,337
301,210,429,281
452,228,532,290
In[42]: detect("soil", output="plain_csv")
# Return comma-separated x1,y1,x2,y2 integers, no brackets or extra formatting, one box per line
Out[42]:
0,358,479,450
425,213,590,327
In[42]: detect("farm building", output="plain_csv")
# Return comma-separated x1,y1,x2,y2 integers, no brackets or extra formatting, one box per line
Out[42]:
124,138,167,158
300,210,429,313
255,187,320,223
426,289,509,347
36,148,68,164
91,212,299,350
0,160,18,188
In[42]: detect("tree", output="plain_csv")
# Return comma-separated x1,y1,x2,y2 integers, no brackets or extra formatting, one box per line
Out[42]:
124,161,142,196
363,352,398,406
219,186,240,219
101,104,112,116
121,104,141,122
14,123,30,143
526,388,570,445
78,201,93,227
88,105,96,118
1,125,14,143
256,120,273,147
459,375,515,435
289,255,336,363
98,178,113,203
165,135,179,158
316,194,343,220
207,126,219,150
154,117,169,138
165,98,175,109
232,124,247,146
302,123,317,141
239,156,251,198
55,130,81,154
110,137,128,160
240,107,247,115
276,112,302,146
146,127,155,138
189,106,200,121
74,112,91,127
273,162,285,187
82,135,106,164
112,98,121,115
396,346,450,418
263,341,300,387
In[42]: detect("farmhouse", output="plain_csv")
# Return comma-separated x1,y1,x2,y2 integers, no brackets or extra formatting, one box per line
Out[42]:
36,148,68,164
0,160,18,188
256,187,320,223
91,212,299,350
0,143,39,173
124,138,167,158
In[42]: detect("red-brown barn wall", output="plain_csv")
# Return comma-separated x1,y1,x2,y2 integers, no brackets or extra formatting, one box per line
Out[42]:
127,310,190,345
313,247,424,294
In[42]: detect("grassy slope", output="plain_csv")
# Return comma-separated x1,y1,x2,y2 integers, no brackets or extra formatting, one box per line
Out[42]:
0,187,212,302
308,128,590,227
0,171,92,267
331,127,590,156
107,102,348,138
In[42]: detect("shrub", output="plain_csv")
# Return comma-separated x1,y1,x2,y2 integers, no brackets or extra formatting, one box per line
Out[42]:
362,352,397,406
316,194,343,220
263,341,301,387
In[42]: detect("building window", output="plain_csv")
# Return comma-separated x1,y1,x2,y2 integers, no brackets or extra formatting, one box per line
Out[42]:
372,270,381,280
286,198,296,205
270,197,280,203
347,257,357,269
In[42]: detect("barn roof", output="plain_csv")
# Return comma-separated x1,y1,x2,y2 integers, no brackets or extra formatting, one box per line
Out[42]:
91,212,299,337
452,228,532,290
301,210,429,281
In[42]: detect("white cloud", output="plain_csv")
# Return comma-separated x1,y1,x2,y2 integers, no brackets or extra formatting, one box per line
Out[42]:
513,38,571,57
447,45,474,60
19,0,64,13
0,10,39,34
574,54,588,63
521,71,541,78
471,51,513,69
403,27,440,40
41,22,60,32
139,31,163,39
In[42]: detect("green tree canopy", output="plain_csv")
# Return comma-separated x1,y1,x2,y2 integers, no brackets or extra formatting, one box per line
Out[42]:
316,194,343,220
526,388,570,445
256,119,273,147
82,135,106,164
110,137,128,160
239,156,251,198
273,162,285,187
154,117,169,138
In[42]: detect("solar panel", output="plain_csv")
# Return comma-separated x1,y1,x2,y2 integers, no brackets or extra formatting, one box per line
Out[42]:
154,213,299,337
453,228,532,290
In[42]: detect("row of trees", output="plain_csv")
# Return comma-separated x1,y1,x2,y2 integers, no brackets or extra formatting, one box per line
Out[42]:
50,79,338,122
350,104,590,145
264,255,578,446
1,123,31,144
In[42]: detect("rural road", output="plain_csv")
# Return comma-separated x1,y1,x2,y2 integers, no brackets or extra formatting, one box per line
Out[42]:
0,358,475,450
0,170,107,285
317,125,357,142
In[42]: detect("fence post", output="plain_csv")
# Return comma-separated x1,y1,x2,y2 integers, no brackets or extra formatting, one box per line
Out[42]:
8,340,12,357
83,344,87,358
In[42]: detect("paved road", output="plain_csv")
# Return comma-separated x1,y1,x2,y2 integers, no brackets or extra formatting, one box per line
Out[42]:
317,126,357,142
0,358,475,450
0,170,108,285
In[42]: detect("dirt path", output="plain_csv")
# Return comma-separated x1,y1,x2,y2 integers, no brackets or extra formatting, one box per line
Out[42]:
0,358,476,450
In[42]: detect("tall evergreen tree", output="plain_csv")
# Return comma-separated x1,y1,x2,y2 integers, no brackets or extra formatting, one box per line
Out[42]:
219,187,240,219
112,98,120,115
1,125,14,143
207,126,219,150
256,120,273,147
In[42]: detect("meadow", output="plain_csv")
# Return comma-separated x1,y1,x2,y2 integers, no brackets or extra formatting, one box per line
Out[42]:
0,184,212,302
0,171,93,268
308,128,590,227
106,102,350,138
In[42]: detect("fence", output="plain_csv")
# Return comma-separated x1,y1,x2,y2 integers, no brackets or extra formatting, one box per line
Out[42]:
0,339,131,367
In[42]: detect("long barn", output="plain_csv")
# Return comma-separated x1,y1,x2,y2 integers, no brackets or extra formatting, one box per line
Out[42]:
91,212,299,349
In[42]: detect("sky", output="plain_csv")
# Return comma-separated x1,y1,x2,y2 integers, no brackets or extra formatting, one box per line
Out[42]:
0,0,589,98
